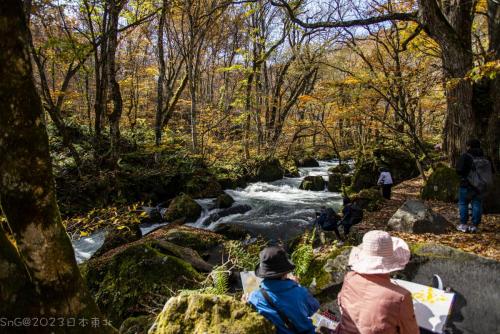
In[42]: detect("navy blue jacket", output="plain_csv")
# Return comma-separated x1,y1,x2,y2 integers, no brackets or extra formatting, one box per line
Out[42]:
249,279,320,334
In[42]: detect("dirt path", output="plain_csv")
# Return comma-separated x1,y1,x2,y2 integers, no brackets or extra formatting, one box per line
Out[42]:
357,177,500,261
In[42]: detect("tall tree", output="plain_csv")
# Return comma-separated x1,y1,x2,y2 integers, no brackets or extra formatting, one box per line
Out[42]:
0,1,114,331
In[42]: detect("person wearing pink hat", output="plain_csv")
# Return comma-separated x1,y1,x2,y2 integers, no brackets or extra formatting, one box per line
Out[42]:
336,230,418,334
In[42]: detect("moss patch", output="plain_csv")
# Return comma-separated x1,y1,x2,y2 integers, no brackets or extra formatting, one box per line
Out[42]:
354,187,384,211
421,165,460,202
149,294,275,334
82,242,204,326
164,194,202,222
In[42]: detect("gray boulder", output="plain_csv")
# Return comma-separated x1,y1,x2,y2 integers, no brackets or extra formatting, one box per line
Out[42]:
327,173,342,192
299,176,325,191
387,200,453,234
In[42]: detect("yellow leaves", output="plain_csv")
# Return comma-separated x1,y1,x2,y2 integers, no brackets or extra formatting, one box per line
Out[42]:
467,60,500,82
79,231,89,237
144,66,159,76
341,76,361,85
298,94,316,103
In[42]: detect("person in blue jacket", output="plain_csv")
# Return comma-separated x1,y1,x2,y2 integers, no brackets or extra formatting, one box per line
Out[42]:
248,246,320,334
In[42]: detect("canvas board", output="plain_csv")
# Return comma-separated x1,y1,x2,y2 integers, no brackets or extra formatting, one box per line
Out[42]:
392,279,455,333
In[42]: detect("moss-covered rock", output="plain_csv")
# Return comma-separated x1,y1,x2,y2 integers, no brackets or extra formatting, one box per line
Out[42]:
354,187,384,211
149,294,275,334
163,194,201,222
212,223,251,240
328,163,351,174
295,156,319,167
299,246,351,295
253,158,284,182
82,242,204,326
421,165,460,202
93,225,142,258
350,158,378,192
147,225,225,254
185,170,223,198
283,160,300,177
299,176,325,191
350,147,419,192
216,193,234,209
327,173,342,192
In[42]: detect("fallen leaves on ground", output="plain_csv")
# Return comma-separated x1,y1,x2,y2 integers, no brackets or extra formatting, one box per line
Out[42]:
359,177,500,261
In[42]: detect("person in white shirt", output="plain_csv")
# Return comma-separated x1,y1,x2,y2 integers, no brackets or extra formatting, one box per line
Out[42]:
377,167,393,199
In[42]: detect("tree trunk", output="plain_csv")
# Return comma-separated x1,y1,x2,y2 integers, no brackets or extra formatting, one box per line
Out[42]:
107,0,123,162
0,2,114,331
155,1,166,147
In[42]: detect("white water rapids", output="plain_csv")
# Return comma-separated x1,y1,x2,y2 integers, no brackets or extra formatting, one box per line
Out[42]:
72,160,344,263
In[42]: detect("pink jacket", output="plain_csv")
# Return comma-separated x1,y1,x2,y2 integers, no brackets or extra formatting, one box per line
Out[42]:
337,272,419,334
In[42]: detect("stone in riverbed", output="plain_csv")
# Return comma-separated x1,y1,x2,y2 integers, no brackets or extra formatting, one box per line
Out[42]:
163,194,201,223
387,199,453,234
295,156,320,167
149,294,275,334
299,176,325,191
201,204,252,226
253,158,284,182
216,192,235,209
327,173,342,192
328,163,351,174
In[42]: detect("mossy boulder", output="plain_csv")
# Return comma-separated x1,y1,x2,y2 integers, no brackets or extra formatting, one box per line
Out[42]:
421,165,460,202
400,244,500,334
216,193,234,209
295,156,319,167
149,294,275,334
283,160,300,177
147,225,225,254
81,242,204,326
185,170,223,198
354,187,384,211
351,147,419,192
163,194,202,222
327,173,342,192
299,246,351,295
299,176,325,191
213,223,251,240
253,158,284,182
350,159,379,192
92,224,142,258
328,163,351,174
373,147,419,183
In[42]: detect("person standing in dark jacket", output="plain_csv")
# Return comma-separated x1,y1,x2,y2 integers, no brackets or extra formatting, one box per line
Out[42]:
455,139,484,233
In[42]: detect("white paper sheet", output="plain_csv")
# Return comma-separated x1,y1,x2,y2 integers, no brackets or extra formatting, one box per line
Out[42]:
240,271,263,295
392,279,455,333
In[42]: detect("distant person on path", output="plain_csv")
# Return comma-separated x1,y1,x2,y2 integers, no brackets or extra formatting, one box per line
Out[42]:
377,167,393,199
455,139,494,233
336,230,419,334
247,246,320,334
340,197,363,237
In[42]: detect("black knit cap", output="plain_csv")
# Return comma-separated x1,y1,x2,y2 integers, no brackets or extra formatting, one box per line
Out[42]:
255,246,295,279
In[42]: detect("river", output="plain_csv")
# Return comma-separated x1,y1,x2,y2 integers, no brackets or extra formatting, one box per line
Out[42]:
73,160,343,263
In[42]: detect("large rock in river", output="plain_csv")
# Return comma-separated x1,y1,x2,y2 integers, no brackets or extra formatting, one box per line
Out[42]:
401,244,500,334
295,156,319,167
388,200,453,234
81,241,204,326
299,175,325,191
253,158,284,182
327,173,342,192
163,194,201,222
215,192,234,209
421,165,460,202
149,294,275,334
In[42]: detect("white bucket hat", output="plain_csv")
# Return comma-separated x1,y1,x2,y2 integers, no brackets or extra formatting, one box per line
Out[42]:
348,230,410,274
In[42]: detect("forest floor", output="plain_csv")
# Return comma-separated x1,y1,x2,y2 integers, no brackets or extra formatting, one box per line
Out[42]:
358,177,500,261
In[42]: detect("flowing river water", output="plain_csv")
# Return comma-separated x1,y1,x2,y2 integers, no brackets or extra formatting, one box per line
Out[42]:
72,160,344,263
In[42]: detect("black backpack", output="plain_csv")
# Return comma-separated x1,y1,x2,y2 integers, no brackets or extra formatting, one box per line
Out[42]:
467,154,494,194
